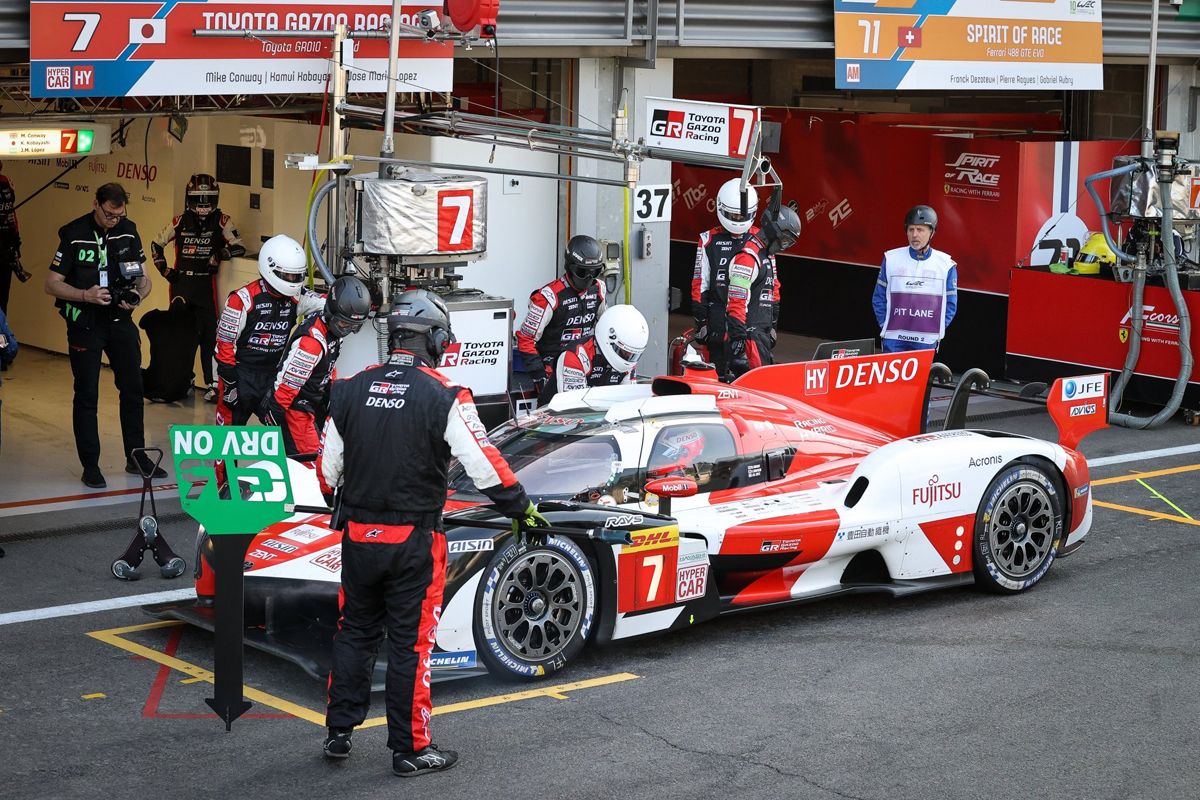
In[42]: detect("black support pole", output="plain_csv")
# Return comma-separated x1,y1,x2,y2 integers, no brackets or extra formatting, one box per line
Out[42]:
205,532,255,730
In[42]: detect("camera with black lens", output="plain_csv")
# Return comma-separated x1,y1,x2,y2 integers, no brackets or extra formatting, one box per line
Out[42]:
114,260,145,306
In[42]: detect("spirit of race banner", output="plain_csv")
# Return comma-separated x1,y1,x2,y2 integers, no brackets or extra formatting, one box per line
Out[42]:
834,0,1103,91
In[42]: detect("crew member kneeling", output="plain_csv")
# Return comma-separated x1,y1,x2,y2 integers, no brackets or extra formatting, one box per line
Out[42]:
873,205,957,353
318,289,547,778
540,304,648,404
262,275,370,458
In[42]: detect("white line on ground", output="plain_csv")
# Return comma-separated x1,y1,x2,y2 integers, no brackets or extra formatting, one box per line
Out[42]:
0,588,196,627
1090,443,1200,468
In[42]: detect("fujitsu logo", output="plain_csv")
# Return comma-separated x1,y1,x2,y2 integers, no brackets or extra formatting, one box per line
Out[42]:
945,152,1001,187
912,475,961,508
1120,305,1180,331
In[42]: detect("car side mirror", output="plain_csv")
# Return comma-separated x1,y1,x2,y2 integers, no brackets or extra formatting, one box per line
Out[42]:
646,477,698,498
645,476,698,517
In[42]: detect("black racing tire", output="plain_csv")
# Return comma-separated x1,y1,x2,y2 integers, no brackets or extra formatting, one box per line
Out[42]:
473,535,597,680
973,462,1065,594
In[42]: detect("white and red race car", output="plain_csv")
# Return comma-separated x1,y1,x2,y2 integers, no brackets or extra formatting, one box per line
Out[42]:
153,350,1106,683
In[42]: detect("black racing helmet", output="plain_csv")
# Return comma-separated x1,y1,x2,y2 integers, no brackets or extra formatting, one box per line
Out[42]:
904,204,938,231
761,204,801,256
564,234,604,290
387,289,455,360
186,173,219,217
325,275,372,338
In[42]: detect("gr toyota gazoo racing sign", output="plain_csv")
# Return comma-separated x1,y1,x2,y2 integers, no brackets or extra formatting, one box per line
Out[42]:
30,1,453,98
644,97,760,159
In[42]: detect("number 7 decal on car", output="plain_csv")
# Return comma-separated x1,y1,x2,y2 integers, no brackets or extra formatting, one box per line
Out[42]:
617,524,680,613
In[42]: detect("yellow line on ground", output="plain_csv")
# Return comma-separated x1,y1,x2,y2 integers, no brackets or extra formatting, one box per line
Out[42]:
88,620,642,728
180,677,204,685
357,672,643,728
87,621,325,724
81,693,106,700
1093,500,1200,528
1092,463,1200,486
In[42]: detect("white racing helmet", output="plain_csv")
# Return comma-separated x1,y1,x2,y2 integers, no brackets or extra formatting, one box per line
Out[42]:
716,178,759,236
595,304,649,374
258,234,307,297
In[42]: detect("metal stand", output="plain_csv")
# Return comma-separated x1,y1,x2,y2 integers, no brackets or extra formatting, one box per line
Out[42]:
111,447,186,580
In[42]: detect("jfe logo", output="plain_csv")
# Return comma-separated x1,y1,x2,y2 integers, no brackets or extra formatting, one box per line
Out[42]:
1062,375,1105,401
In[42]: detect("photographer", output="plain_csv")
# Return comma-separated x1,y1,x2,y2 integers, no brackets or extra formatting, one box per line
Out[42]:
44,183,164,489
0,163,31,316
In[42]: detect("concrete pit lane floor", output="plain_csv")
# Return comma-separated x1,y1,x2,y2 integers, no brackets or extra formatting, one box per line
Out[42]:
2,349,1200,799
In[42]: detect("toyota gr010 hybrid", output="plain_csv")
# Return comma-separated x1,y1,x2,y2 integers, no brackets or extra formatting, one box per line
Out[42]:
150,349,1106,683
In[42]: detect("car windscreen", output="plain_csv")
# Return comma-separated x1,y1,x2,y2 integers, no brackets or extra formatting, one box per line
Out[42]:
448,420,625,501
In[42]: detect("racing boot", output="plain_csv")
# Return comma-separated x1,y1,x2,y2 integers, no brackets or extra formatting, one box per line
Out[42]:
393,744,458,777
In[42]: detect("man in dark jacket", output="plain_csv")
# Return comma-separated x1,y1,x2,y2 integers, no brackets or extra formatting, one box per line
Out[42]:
317,289,546,778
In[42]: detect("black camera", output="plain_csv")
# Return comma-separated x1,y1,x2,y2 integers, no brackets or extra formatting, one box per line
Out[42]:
114,260,145,306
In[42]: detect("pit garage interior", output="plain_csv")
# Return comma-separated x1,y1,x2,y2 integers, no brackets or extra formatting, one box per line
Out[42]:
2,3,1200,798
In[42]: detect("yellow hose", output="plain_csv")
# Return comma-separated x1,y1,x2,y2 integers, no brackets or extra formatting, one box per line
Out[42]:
623,185,633,304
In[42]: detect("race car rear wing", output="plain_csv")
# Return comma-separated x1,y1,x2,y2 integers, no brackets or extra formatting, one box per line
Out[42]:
732,349,937,440
927,366,1109,450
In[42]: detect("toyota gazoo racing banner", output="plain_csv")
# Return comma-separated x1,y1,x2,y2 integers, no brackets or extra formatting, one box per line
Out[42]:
643,97,760,159
834,0,1103,91
31,1,452,98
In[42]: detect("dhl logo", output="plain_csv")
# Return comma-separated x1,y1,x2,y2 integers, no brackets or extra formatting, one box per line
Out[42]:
622,525,679,553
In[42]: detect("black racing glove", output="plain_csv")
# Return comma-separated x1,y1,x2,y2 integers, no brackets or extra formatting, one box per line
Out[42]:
13,257,30,283
511,501,550,547
729,338,749,377
221,380,239,408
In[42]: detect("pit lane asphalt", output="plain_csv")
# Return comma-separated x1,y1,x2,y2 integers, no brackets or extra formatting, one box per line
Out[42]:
2,414,1198,800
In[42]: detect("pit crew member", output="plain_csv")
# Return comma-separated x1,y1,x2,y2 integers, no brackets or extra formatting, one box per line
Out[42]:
540,304,648,404
261,275,370,458
725,203,800,378
318,289,547,777
692,178,759,376
151,174,245,401
516,234,607,387
873,205,957,353
215,234,324,426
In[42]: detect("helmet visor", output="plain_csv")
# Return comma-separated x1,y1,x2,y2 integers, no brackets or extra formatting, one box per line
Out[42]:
719,203,755,223
273,268,305,285
612,340,644,365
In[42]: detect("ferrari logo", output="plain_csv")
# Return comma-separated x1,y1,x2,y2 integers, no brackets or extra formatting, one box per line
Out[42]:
1119,328,1129,344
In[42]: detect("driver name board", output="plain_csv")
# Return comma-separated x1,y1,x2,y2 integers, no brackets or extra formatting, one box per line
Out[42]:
30,1,453,98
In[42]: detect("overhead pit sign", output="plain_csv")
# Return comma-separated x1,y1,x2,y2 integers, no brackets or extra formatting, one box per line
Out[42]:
30,1,453,98
644,97,760,159
834,0,1103,91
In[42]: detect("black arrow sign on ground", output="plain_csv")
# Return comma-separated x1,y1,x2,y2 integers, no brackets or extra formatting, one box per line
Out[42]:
205,532,255,730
